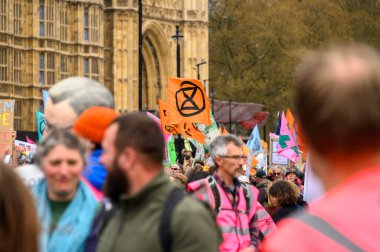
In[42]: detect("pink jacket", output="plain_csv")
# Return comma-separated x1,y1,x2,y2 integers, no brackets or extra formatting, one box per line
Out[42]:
262,167,380,251
188,176,260,251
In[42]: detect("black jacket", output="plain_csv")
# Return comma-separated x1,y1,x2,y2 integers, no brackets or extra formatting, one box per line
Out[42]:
255,179,270,206
272,204,302,224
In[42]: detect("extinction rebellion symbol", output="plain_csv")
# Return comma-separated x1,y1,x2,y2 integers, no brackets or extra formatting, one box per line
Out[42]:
39,120,46,135
175,81,206,117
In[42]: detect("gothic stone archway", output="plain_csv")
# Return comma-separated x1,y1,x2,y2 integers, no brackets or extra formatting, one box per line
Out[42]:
142,21,172,111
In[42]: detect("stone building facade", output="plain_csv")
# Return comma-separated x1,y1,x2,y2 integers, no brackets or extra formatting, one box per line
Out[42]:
0,0,208,131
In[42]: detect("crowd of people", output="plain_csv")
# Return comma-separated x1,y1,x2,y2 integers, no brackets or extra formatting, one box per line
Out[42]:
1,43,380,251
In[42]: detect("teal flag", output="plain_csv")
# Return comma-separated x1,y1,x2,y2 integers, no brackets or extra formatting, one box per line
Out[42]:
36,110,46,142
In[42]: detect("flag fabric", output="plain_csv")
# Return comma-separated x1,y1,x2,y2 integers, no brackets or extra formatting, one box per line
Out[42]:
255,152,267,171
167,137,177,165
196,112,220,149
286,108,306,160
26,135,35,144
189,139,205,161
275,111,282,135
218,125,223,135
222,127,229,135
277,112,300,163
286,108,295,134
166,78,211,125
246,125,262,155
42,90,49,109
246,154,259,176
184,137,193,152
261,140,268,150
246,125,262,175
36,110,46,142
180,123,206,144
158,99,181,135
159,99,205,143
146,111,171,142
238,135,258,177
285,108,308,161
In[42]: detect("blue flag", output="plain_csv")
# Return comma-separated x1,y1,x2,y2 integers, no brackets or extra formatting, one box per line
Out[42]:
246,125,262,177
246,125,262,155
36,110,46,142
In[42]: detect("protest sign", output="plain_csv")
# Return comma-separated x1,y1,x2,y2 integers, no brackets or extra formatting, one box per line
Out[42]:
14,140,37,153
0,100,14,152
269,137,289,166
15,140,37,165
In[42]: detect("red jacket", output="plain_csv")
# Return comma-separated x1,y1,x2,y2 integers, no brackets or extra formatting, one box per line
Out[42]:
261,167,380,251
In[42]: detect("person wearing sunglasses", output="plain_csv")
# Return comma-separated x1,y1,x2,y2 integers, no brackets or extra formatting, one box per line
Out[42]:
271,166,285,180
170,163,183,174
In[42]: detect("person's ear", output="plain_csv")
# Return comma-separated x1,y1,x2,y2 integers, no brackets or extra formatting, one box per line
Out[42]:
118,147,137,171
214,156,223,167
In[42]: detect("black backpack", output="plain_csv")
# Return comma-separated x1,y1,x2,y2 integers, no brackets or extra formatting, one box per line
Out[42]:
206,175,252,215
85,188,186,252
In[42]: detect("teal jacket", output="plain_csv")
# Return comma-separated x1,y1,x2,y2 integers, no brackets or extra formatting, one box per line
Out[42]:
97,172,222,252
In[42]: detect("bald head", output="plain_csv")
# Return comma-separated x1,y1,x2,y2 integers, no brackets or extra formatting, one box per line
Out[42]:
45,77,114,128
296,45,380,156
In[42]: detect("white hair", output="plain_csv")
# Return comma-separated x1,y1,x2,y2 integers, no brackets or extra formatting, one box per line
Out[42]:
49,77,114,115
209,135,243,161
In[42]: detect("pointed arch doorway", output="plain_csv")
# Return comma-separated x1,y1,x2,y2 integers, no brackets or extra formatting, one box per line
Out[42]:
142,21,172,112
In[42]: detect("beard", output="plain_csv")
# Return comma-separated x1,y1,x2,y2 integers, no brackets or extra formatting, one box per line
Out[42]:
103,157,130,203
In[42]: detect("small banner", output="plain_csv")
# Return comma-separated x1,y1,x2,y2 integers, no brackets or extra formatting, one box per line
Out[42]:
0,100,15,152
15,140,37,153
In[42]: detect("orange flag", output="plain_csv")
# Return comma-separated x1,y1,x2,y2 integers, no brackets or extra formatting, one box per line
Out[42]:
159,99,205,143
158,99,181,135
286,108,308,161
261,140,268,150
286,108,295,134
286,108,307,160
167,78,211,125
180,123,206,144
222,127,229,135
